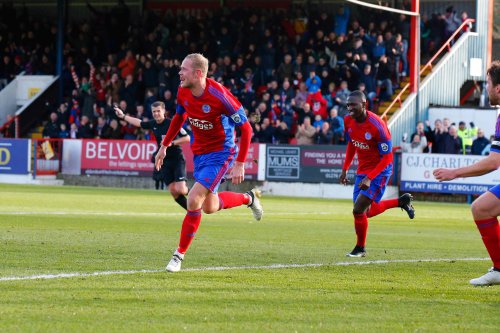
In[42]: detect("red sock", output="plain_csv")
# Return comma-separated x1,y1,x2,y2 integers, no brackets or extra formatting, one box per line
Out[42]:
217,192,249,210
354,213,368,247
177,209,202,254
474,217,500,268
366,199,399,218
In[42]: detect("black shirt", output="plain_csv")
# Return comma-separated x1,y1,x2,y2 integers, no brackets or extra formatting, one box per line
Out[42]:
141,118,189,160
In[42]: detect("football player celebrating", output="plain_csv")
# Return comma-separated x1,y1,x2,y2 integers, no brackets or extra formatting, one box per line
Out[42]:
155,53,263,272
340,90,415,258
434,61,500,286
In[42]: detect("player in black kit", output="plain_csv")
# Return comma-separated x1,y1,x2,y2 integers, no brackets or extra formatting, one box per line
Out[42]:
114,101,190,210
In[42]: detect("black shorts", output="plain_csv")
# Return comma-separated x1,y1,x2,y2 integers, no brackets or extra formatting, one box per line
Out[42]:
153,158,187,185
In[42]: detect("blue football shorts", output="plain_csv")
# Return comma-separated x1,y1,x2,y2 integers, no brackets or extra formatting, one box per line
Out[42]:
193,147,236,193
353,173,391,203
488,184,500,199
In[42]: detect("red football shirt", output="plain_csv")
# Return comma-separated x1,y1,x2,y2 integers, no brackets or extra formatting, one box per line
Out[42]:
176,78,248,155
344,111,393,175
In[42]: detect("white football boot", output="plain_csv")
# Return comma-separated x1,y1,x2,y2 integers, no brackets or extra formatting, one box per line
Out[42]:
469,268,500,286
246,188,263,221
166,250,184,272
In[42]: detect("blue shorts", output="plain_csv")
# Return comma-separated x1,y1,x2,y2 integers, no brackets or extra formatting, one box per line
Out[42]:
488,184,500,199
353,173,390,203
193,148,236,193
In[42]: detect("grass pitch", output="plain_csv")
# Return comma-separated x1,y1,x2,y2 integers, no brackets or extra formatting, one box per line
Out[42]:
0,184,498,332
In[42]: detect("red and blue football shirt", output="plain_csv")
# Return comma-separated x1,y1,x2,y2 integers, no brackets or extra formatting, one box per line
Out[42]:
491,113,500,153
175,78,248,155
344,111,393,176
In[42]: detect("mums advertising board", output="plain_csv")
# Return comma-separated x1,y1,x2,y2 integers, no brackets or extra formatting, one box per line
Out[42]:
81,139,157,176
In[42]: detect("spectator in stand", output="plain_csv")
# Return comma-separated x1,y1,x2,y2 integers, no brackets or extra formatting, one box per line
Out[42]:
117,50,136,79
295,116,316,145
359,64,377,102
294,81,309,107
307,91,328,119
305,71,322,93
0,55,16,88
69,123,79,139
79,115,94,139
457,121,478,154
471,129,491,156
142,58,159,96
277,54,294,82
444,6,462,41
316,121,333,145
312,114,325,130
254,117,274,143
94,116,109,138
442,117,451,132
56,102,70,127
102,119,122,139
119,74,138,110
375,55,394,101
461,11,473,33
42,112,60,138
59,123,70,139
372,35,386,62
427,119,443,153
334,80,351,117
412,121,432,153
438,126,462,154
274,120,291,144
390,33,407,82
327,107,344,145
296,102,314,125
334,5,350,36
401,133,428,153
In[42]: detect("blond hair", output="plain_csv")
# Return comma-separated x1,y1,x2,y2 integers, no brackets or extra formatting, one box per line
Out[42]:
185,53,209,78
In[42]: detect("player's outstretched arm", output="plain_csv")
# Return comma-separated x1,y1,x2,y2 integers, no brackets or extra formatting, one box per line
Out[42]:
433,152,500,181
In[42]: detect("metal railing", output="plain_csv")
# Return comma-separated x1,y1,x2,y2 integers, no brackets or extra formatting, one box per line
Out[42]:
0,116,19,138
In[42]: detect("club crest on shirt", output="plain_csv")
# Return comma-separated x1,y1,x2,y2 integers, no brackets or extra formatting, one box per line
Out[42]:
202,104,211,113
365,132,372,140
230,113,241,123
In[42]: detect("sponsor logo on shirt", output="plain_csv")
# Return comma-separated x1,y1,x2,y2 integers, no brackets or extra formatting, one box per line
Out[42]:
365,132,372,140
351,139,370,150
189,118,213,130
202,104,211,113
230,113,241,123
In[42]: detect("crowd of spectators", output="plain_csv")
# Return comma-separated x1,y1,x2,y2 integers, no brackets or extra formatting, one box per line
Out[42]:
401,119,493,156
0,1,473,146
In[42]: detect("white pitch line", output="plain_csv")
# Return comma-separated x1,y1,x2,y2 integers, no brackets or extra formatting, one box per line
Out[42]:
0,258,489,282
0,211,335,217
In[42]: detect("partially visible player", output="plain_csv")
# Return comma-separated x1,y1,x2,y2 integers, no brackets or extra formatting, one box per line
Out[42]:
340,90,415,257
114,102,190,210
434,61,500,286
155,53,263,272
